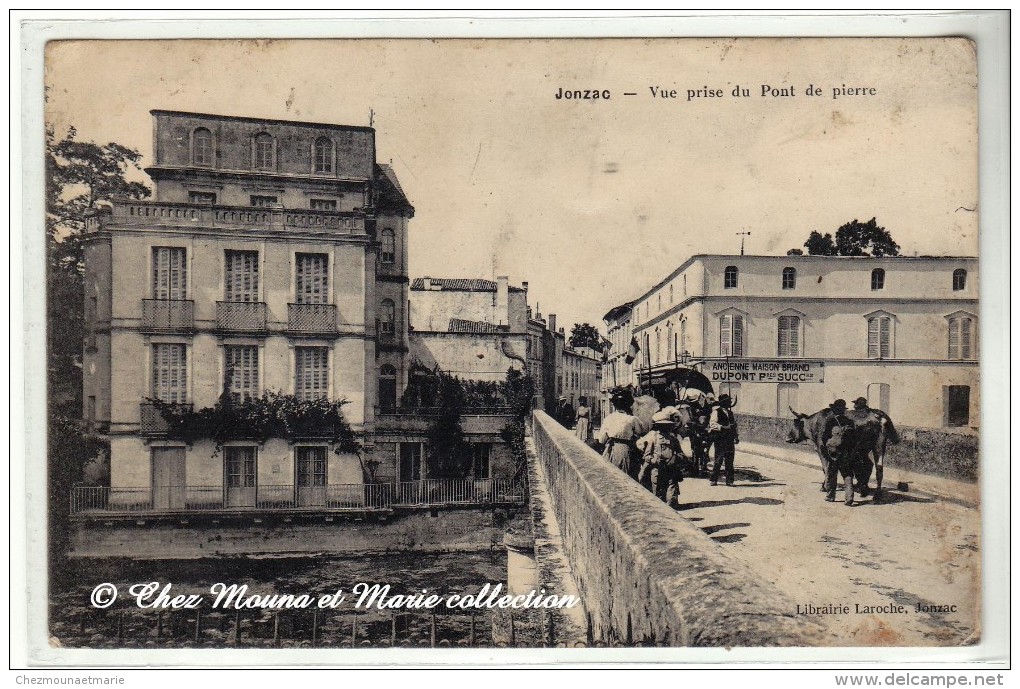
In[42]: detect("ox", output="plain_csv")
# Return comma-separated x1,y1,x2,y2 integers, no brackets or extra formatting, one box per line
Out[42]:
787,405,900,501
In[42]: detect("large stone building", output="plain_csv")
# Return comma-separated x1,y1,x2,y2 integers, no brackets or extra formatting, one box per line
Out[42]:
82,110,419,508
625,254,979,429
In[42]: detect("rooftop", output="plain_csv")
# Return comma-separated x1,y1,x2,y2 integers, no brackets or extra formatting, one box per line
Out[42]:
150,109,375,133
411,277,527,293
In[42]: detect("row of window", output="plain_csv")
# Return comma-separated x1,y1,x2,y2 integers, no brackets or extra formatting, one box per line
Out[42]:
189,190,352,216
152,343,333,403
721,266,967,291
710,314,974,360
150,247,398,321
190,128,341,175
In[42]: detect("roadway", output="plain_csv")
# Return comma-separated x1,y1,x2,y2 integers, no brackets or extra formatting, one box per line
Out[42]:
674,448,980,646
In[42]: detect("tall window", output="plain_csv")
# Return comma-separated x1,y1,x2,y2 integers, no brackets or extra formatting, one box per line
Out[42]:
380,299,395,336
472,444,491,480
399,443,423,482
192,128,213,167
152,344,187,403
948,316,975,360
379,364,397,411
253,132,274,170
724,266,738,289
669,284,674,304
871,268,885,290
152,247,187,300
680,319,687,355
946,386,970,427
777,315,801,357
225,345,259,402
666,322,674,361
313,137,334,174
782,267,796,289
224,250,259,302
657,294,662,312
655,328,661,363
720,314,744,356
296,447,327,487
225,447,256,488
952,269,967,291
295,347,329,401
381,229,396,264
867,316,892,359
295,253,329,304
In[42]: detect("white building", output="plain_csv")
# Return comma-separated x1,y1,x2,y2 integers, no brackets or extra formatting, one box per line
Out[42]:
627,254,978,430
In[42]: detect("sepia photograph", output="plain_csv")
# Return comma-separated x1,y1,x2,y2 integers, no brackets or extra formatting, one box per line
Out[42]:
16,12,1010,671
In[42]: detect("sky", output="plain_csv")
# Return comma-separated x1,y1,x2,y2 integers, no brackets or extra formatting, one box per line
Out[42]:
44,37,979,336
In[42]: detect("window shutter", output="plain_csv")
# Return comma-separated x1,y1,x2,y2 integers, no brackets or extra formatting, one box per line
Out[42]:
868,317,879,358
961,318,971,359
879,317,890,358
720,315,732,356
152,344,187,403
225,251,259,302
296,254,329,304
733,315,744,356
153,247,187,300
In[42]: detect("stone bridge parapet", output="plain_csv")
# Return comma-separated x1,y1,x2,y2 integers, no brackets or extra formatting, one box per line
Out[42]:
530,411,826,647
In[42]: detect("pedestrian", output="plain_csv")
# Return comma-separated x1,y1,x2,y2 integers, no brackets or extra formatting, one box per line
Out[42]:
852,397,870,413
709,393,739,486
636,409,685,507
822,399,856,505
574,396,591,442
555,396,575,429
595,388,642,478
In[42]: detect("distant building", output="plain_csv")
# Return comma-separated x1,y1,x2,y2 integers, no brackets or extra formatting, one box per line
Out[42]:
408,276,529,382
562,347,603,420
602,300,638,392
526,308,547,409
626,254,979,429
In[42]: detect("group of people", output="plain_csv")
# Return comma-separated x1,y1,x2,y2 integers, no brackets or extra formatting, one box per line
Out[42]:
589,386,741,509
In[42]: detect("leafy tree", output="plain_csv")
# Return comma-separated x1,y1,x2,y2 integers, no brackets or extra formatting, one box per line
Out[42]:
569,322,604,352
798,218,900,257
46,126,151,564
499,368,536,482
833,217,901,257
803,230,837,256
425,373,472,479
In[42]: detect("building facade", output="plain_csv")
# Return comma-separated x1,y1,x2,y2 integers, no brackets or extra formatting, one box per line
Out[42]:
562,347,603,421
83,110,417,508
626,254,978,429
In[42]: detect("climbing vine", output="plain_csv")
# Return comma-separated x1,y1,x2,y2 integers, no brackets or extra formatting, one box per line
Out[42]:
148,391,361,456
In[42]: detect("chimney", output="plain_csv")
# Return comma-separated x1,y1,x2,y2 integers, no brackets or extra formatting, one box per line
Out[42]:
522,281,529,292
527,306,533,319
496,275,509,326
548,314,557,334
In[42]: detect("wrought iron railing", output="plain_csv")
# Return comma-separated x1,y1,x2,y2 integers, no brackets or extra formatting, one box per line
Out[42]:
139,402,193,436
142,299,195,332
288,303,337,335
70,479,525,515
216,301,268,333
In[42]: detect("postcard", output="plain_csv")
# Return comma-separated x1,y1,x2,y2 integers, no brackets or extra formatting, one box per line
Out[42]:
16,13,1010,670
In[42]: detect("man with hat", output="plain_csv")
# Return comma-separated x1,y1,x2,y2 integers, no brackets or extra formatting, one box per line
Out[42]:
852,397,870,412
709,394,739,486
555,396,575,429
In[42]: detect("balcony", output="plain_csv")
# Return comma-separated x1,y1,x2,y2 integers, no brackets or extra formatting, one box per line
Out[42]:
288,303,338,336
139,401,192,436
142,299,195,332
69,478,526,515
88,201,367,236
216,301,268,334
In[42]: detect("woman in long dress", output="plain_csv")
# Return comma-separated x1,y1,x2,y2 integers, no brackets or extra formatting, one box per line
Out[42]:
595,389,642,479
574,396,591,442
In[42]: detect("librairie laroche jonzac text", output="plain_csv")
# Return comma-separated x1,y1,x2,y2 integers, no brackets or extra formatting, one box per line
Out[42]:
554,84,877,101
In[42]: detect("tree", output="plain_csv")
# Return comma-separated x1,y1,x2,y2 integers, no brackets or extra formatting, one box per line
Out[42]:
46,126,151,564
797,218,900,257
569,322,604,352
425,373,472,479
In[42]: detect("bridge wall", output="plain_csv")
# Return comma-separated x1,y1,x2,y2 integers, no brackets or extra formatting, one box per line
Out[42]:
530,411,825,647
